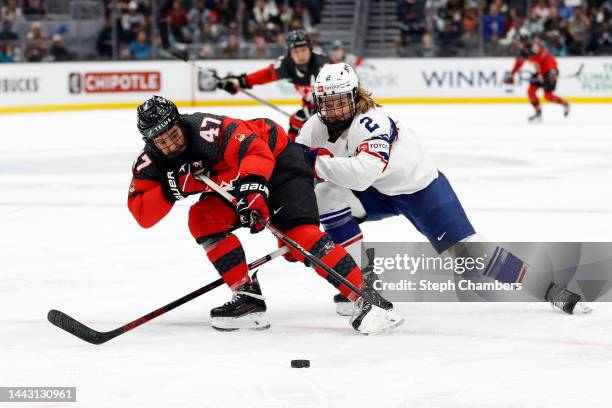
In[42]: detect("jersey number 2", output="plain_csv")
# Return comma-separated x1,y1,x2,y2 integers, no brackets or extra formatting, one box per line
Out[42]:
359,117,380,133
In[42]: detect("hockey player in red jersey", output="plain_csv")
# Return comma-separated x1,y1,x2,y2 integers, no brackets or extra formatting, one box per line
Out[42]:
216,29,332,141
127,95,402,334
504,34,570,122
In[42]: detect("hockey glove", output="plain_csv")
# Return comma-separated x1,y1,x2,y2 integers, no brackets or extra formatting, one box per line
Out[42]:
296,143,334,181
216,74,250,95
160,162,209,203
233,175,270,233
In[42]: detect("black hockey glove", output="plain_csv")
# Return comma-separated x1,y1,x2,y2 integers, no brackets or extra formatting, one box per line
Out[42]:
216,74,250,95
160,162,209,203
233,175,270,233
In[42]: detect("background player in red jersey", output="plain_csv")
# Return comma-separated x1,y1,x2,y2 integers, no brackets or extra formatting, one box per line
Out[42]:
504,34,570,122
216,29,332,140
127,95,402,334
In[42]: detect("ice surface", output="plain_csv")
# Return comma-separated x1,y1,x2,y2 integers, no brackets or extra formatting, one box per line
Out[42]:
1,104,611,407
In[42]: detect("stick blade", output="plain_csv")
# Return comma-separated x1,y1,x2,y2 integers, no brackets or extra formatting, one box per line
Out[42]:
47,309,108,345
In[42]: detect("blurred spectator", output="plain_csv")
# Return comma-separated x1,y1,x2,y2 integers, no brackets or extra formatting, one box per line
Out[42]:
525,9,545,35
249,0,281,39
438,17,463,56
49,34,75,61
97,17,114,58
558,0,574,21
0,20,19,42
462,6,479,52
531,0,551,22
221,33,241,58
568,6,591,54
247,32,270,58
198,42,215,58
395,0,426,55
23,0,46,20
25,21,46,45
590,21,612,55
0,42,16,62
546,30,569,55
187,0,208,39
26,37,47,61
308,28,324,54
121,0,146,43
167,0,189,43
420,31,436,57
1,0,24,23
483,3,506,43
128,30,152,59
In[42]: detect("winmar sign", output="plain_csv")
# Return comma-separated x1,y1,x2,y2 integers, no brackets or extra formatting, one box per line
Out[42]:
421,69,521,88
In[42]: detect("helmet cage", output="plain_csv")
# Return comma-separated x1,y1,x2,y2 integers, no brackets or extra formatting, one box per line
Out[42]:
314,87,358,133
137,95,186,158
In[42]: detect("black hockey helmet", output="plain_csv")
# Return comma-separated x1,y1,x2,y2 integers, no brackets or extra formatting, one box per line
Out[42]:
136,95,186,158
286,29,312,51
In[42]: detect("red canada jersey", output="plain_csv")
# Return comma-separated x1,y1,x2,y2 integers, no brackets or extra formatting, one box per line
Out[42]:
127,115,288,228
511,47,558,76
243,52,332,110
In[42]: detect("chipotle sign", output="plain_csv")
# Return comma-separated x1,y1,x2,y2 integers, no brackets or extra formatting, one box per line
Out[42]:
69,72,161,94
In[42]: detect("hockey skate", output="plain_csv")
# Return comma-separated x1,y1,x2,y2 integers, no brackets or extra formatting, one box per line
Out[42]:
350,288,404,334
528,109,542,123
563,103,571,117
210,272,270,331
545,283,592,315
335,248,380,316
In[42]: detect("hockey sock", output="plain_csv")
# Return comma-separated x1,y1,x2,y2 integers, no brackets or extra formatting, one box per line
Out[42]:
199,232,249,290
284,225,365,301
320,207,364,264
544,91,567,105
528,85,540,109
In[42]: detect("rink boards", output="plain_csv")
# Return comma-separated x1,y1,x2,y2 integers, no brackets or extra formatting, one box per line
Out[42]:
0,57,611,114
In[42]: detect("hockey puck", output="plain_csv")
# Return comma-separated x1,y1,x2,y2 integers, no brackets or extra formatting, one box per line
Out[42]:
290,359,310,368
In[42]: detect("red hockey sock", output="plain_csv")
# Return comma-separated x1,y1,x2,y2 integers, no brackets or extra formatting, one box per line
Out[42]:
528,85,540,109
204,233,249,290
544,91,567,105
284,225,365,301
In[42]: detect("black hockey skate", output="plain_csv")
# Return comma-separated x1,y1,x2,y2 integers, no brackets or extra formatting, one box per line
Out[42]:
563,102,570,117
545,283,592,315
350,288,403,334
210,272,270,331
528,109,542,123
335,248,380,316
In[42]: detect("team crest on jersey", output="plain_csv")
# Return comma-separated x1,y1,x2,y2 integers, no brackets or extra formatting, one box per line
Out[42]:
233,133,246,142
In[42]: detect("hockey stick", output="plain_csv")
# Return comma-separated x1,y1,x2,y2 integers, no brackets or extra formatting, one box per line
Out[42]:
47,246,289,345
561,63,584,79
158,23,291,118
196,174,374,304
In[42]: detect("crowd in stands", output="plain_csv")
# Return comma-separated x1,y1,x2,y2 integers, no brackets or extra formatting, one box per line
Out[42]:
0,0,322,61
1,0,610,62
395,0,612,57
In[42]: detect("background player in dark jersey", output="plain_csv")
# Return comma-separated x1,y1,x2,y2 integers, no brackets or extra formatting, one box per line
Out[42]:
216,29,332,140
504,34,570,122
127,95,403,334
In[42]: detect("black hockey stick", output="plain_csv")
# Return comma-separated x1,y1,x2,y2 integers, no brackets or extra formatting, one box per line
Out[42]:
196,174,375,304
561,63,584,79
47,246,288,345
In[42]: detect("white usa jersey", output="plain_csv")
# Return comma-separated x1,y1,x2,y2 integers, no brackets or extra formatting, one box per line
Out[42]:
296,107,438,196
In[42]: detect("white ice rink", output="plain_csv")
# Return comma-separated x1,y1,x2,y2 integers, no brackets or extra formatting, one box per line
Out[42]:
1,104,611,407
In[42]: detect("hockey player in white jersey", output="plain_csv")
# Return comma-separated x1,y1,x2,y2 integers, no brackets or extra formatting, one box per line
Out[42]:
297,63,592,316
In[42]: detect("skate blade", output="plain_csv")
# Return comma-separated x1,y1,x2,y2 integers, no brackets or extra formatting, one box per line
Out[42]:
336,301,356,317
355,309,405,335
211,312,271,331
